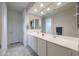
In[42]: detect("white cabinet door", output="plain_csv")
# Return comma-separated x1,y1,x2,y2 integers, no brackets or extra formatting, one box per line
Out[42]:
27,35,32,48
31,37,38,53
38,39,46,56
71,50,79,56
47,42,71,56
28,36,38,54
31,36,34,49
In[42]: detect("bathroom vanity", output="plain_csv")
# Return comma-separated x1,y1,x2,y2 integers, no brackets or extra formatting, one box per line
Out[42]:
27,30,79,56
26,3,79,56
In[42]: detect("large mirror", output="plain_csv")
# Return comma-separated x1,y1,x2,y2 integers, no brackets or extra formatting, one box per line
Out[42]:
41,2,79,38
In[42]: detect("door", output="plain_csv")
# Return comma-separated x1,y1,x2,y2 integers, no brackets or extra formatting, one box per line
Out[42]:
7,15,15,44
7,11,22,44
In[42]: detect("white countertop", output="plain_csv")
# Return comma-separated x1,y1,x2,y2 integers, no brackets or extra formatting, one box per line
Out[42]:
27,30,79,52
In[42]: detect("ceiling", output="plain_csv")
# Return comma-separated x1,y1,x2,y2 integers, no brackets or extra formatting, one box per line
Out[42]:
7,2,76,17
7,2,35,12
44,2,76,17
28,2,73,16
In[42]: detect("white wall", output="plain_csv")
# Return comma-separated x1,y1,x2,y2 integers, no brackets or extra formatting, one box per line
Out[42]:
7,9,23,44
0,3,2,46
1,2,8,55
22,9,30,47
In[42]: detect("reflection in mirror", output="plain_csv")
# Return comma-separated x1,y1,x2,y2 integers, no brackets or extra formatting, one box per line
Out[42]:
30,20,35,29
41,2,79,38
35,19,39,29
29,15,42,30
56,27,63,35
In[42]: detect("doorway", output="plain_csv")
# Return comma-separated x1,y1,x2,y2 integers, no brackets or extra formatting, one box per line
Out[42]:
7,10,23,45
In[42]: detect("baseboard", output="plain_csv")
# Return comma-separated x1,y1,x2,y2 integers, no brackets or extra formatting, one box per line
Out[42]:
9,42,23,45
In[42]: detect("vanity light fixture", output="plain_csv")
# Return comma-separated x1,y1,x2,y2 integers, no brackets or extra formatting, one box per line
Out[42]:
40,3,44,7
57,2,62,6
47,8,50,11
34,9,38,12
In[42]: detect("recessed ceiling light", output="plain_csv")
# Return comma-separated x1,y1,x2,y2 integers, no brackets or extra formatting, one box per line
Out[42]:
47,8,50,11
40,3,44,7
41,11,44,15
57,2,62,6
34,9,37,12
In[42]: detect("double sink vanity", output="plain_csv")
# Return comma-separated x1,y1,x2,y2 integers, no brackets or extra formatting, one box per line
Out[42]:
27,30,79,56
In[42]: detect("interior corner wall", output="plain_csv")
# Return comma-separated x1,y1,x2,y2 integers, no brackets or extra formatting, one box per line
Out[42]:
22,9,30,47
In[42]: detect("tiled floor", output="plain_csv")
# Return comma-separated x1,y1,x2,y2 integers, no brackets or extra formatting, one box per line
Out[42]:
2,43,37,56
